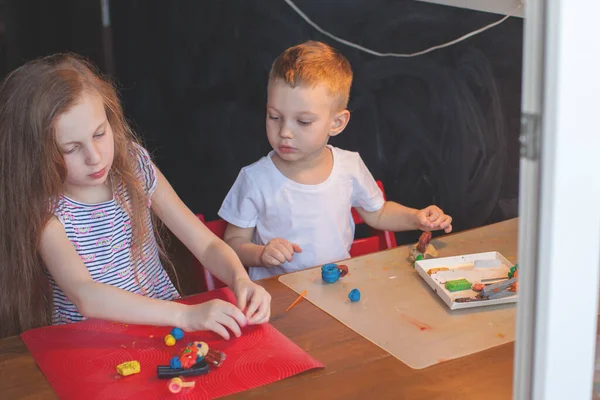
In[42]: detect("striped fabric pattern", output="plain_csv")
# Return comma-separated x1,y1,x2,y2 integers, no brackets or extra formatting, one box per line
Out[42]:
48,144,179,324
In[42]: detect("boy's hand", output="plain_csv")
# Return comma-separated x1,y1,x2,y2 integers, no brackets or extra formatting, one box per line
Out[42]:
416,206,453,233
179,299,248,340
260,238,302,267
232,277,271,325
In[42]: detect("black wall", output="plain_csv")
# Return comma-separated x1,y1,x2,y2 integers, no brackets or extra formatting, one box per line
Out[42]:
2,0,523,245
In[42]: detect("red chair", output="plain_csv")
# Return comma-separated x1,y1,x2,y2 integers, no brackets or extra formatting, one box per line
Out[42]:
349,180,397,257
194,214,228,291
195,180,397,291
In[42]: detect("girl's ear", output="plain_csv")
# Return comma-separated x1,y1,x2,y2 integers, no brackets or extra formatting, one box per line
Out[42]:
329,110,350,137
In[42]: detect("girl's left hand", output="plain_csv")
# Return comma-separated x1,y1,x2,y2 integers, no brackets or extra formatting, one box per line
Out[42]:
416,206,453,233
232,277,271,325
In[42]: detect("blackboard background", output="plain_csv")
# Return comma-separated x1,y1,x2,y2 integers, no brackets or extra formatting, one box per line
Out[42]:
1,0,523,291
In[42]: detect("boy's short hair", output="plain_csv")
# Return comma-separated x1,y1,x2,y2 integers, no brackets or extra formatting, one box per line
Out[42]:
268,40,353,110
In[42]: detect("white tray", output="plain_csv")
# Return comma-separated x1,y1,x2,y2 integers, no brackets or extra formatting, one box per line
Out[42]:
415,251,517,310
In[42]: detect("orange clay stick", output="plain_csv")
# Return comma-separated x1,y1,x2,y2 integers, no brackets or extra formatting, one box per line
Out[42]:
286,290,307,312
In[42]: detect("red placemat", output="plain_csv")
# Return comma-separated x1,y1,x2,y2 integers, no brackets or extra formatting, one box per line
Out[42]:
21,288,324,399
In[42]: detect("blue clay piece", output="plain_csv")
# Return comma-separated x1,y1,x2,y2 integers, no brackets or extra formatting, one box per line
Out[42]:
348,289,361,302
321,263,341,283
169,356,182,369
170,327,184,340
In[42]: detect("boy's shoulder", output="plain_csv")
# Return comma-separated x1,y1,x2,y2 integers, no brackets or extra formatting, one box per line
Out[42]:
330,145,365,170
330,145,361,160
237,152,277,180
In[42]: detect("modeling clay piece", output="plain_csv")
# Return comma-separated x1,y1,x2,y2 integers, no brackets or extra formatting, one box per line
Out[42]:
409,232,438,264
171,327,184,340
508,264,519,279
471,283,485,291
168,377,196,394
417,231,432,253
348,289,361,302
445,278,472,292
164,334,176,346
510,269,518,292
157,361,209,379
480,277,517,298
204,349,227,367
116,360,140,376
286,290,307,312
157,341,214,379
427,267,449,276
321,263,348,283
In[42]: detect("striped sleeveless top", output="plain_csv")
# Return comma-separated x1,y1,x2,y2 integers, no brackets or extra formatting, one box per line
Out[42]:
49,144,180,324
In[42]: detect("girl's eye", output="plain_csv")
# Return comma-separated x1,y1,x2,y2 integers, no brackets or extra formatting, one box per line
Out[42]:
64,147,77,154
268,115,280,121
94,132,105,139
298,120,312,126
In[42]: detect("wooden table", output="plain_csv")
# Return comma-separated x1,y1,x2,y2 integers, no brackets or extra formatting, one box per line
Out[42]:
0,219,518,400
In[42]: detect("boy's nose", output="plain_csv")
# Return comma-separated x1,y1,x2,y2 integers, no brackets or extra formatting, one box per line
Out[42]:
279,125,294,139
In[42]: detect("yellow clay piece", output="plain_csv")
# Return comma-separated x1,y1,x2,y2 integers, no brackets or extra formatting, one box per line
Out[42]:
117,360,141,376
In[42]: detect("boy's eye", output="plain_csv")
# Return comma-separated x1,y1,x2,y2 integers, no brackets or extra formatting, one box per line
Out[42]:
298,120,312,126
268,115,280,121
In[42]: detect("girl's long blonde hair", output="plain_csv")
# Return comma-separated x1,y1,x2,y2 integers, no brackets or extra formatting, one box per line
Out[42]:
0,54,171,338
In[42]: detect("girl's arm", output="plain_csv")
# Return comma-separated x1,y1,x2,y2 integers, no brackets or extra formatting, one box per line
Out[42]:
150,166,271,322
40,218,247,338
150,167,250,287
222,224,263,267
356,201,453,233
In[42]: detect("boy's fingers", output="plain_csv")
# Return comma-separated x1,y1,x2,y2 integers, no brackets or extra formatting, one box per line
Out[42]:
276,243,294,262
292,243,302,253
267,247,287,264
264,254,282,266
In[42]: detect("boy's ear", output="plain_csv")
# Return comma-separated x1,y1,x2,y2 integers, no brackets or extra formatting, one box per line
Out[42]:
329,109,351,137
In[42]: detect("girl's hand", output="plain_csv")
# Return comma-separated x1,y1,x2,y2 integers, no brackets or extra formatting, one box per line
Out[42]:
415,206,453,233
260,238,302,267
179,299,248,340
232,277,271,325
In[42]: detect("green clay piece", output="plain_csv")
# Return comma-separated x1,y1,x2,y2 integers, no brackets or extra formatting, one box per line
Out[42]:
445,278,472,292
508,264,519,279
414,255,424,268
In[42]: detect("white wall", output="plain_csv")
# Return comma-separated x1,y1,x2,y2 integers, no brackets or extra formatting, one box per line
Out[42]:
415,0,524,18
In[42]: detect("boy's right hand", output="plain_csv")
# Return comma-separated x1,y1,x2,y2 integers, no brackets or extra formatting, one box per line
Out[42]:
261,238,302,267
179,299,248,340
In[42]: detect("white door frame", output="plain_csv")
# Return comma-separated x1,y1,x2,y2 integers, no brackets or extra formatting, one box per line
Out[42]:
514,0,600,399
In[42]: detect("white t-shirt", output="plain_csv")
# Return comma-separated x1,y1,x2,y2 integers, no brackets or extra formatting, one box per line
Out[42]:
218,145,385,280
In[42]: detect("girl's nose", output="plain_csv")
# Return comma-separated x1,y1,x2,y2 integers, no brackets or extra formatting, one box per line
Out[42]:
86,144,102,165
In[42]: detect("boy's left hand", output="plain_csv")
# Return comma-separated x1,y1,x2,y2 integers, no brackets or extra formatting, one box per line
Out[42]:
416,206,452,233
232,277,272,325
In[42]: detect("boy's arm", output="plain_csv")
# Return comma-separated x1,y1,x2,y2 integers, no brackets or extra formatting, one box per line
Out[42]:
222,224,264,267
356,201,452,233
223,224,302,268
